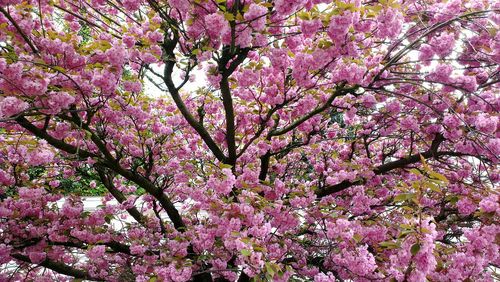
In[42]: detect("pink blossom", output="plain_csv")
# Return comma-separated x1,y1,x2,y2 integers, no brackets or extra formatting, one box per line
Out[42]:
314,272,337,282
156,264,192,282
429,64,453,83
443,114,461,129
236,28,253,48
0,1,499,281
419,44,435,62
0,244,11,264
332,62,366,85
21,77,49,96
2,62,23,81
474,113,497,134
46,92,75,113
106,45,129,67
400,116,419,131
122,0,140,11
377,8,403,38
327,14,352,42
123,81,142,93
479,195,499,213
123,35,136,48
301,19,322,38
244,4,268,31
0,97,29,117
487,138,500,156
457,197,476,215
28,251,46,264
130,244,146,256
0,58,6,72
274,0,303,16
92,69,118,95
87,245,106,260
168,0,190,14
360,94,377,108
27,149,54,166
204,13,228,39
430,32,455,58
0,169,14,186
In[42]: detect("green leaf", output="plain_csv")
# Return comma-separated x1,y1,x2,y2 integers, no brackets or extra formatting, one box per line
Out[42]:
400,224,413,230
394,193,413,203
104,215,113,224
399,229,413,238
410,243,421,255
429,171,448,182
236,12,244,21
220,163,233,169
420,228,431,234
240,237,252,244
253,246,265,252
446,195,459,204
409,168,422,175
379,241,399,249
240,249,251,256
52,66,66,73
224,12,235,21
297,11,310,20
318,40,333,49
265,262,275,276
427,181,441,193
367,4,383,13
353,233,363,243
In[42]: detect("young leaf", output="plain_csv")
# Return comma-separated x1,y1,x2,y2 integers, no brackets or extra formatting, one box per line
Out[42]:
240,249,251,256
410,243,421,255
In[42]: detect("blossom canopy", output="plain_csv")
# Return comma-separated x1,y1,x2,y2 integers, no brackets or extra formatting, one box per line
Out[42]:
0,0,499,281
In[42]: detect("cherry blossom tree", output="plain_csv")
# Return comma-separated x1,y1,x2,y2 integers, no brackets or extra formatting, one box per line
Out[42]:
0,0,499,281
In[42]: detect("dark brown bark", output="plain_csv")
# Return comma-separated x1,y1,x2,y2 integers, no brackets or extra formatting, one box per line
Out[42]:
11,254,102,281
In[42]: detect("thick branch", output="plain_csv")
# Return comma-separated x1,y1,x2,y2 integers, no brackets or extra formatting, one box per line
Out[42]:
258,152,271,181
100,161,186,231
63,111,187,231
162,35,227,163
16,115,186,231
269,84,352,137
48,240,133,256
218,48,250,165
11,253,102,281
0,7,39,54
15,116,97,159
372,10,496,84
316,134,466,197
220,76,237,166
95,167,147,226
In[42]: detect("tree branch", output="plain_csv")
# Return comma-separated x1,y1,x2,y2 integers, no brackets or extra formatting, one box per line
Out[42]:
316,134,469,197
371,9,496,85
162,34,227,163
11,253,102,281
218,48,250,165
16,115,186,232
15,116,98,159
269,84,352,137
95,167,148,227
0,7,39,54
